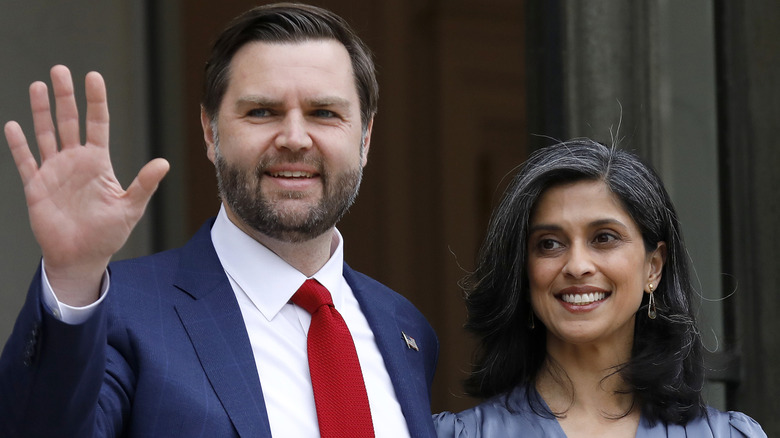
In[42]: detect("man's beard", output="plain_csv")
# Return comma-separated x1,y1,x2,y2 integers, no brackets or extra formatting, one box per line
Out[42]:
213,142,363,243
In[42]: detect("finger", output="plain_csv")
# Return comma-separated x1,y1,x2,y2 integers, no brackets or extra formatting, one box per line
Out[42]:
50,65,81,149
85,71,109,148
125,158,170,208
29,81,59,161
4,121,39,185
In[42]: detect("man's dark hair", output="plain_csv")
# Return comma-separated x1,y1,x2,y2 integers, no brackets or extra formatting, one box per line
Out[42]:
202,3,378,133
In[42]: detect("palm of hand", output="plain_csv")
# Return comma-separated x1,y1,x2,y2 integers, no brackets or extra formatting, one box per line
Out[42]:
26,145,135,269
4,65,168,303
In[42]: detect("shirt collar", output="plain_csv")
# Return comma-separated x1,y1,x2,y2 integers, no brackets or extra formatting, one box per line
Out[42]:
211,205,345,320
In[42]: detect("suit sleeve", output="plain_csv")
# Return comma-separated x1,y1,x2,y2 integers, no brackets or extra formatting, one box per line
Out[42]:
0,263,127,438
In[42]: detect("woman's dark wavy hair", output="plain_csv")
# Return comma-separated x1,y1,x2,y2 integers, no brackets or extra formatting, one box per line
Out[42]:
462,138,706,425
201,2,378,134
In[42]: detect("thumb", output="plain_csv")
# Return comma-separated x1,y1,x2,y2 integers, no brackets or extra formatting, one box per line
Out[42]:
125,158,170,207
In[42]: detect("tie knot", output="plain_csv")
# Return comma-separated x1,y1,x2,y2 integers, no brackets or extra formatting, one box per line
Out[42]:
291,279,334,315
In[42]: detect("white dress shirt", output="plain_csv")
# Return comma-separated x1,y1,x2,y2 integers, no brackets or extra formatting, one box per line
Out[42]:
42,206,411,438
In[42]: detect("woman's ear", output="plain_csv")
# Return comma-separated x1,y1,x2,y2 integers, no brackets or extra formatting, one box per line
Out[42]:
647,241,667,287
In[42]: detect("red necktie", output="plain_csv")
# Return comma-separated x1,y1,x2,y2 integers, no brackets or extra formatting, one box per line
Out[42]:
292,279,375,438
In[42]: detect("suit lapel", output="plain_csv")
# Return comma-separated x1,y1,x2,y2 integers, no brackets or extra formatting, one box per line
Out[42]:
345,265,435,438
173,221,272,437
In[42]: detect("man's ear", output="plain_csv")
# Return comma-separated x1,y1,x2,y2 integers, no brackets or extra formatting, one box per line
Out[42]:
201,107,216,164
360,117,374,167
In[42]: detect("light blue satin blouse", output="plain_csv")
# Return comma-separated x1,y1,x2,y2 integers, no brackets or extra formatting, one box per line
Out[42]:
434,385,766,437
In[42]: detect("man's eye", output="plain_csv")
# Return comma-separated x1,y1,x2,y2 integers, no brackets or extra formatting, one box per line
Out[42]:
247,108,271,117
312,109,336,118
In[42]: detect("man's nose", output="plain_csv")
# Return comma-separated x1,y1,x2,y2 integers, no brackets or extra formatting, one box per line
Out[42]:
275,112,313,151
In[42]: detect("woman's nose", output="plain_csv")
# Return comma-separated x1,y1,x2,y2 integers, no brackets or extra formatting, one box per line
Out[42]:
562,243,595,278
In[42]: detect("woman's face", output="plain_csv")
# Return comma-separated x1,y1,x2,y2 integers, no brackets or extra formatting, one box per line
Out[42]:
526,180,665,352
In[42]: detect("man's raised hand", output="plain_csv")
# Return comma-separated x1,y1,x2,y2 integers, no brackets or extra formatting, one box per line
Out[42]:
4,65,169,306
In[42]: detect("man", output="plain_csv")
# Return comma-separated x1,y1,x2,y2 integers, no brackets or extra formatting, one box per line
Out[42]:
0,4,438,437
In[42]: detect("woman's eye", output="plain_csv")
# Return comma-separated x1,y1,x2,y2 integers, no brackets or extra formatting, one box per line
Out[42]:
540,239,563,251
594,232,618,244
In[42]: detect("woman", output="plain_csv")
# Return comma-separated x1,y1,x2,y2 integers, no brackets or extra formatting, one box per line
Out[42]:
435,139,765,437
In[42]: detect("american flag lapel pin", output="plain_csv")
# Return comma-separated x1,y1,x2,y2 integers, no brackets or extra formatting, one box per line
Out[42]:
402,331,419,351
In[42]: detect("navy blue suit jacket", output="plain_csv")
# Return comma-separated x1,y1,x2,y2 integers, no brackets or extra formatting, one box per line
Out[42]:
0,220,439,437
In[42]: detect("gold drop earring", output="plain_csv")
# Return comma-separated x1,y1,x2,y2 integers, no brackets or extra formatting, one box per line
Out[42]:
647,283,657,319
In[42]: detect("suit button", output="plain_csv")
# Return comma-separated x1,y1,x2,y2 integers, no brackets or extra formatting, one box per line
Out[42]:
23,323,41,367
